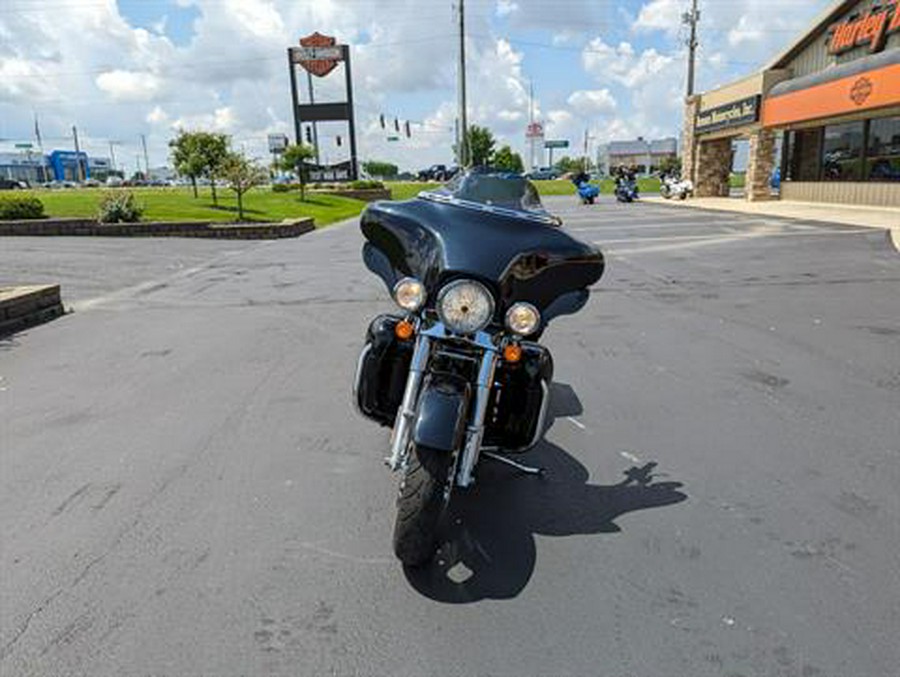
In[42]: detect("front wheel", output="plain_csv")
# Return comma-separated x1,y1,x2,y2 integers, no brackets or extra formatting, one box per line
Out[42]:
393,443,453,566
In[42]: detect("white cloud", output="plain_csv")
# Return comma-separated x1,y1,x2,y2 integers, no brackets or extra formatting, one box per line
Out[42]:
633,0,684,37
728,15,765,48
0,0,834,171
567,89,617,117
146,105,170,125
96,71,165,102
496,0,519,18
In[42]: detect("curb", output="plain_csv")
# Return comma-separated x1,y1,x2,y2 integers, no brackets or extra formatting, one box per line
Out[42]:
890,228,900,253
0,217,316,239
0,285,65,337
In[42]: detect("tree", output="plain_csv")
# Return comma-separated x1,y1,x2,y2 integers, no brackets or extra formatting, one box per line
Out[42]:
220,152,267,222
279,143,315,201
194,132,229,207
491,145,524,173
362,160,399,180
460,125,495,167
554,156,584,175
169,130,230,203
169,130,205,197
658,155,682,176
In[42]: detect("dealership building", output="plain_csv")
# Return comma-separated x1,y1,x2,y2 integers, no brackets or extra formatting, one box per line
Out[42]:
683,0,900,206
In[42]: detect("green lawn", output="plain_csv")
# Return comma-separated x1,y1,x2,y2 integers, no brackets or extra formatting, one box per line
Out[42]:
386,182,440,201
532,178,662,195
11,177,662,227
17,186,367,227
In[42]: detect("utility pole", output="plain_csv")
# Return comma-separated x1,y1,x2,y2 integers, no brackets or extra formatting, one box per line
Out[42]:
683,0,700,97
583,128,589,172
72,125,84,182
141,134,150,180
108,140,118,174
458,0,469,167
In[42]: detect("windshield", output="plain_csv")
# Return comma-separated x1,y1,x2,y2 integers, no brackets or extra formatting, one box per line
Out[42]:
418,168,557,224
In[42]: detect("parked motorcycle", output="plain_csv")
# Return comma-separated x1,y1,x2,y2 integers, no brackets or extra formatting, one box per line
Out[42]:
614,174,639,203
571,171,599,205
659,172,693,200
353,169,605,566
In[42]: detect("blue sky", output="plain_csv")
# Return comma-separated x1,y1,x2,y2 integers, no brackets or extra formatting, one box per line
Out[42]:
0,0,834,172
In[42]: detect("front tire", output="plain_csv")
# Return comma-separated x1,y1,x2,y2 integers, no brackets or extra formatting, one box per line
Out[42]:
393,444,453,566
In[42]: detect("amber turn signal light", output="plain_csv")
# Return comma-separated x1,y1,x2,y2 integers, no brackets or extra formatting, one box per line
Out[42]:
503,343,523,363
395,319,415,341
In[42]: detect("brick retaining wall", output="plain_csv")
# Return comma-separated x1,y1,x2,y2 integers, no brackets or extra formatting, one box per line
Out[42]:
0,285,64,337
0,217,315,239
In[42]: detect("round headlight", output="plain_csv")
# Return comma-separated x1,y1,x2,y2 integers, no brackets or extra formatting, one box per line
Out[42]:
506,302,541,336
437,280,494,335
393,277,426,311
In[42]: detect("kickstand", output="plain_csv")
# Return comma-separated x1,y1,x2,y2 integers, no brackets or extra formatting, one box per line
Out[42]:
482,451,546,476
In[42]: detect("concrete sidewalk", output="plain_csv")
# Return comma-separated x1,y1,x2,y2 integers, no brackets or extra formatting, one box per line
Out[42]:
643,195,900,230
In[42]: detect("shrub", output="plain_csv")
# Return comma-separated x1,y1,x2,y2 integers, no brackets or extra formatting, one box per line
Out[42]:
272,183,292,193
97,191,143,223
0,196,45,220
350,180,384,190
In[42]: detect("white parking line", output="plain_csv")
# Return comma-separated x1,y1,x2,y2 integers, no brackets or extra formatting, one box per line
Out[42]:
600,227,873,255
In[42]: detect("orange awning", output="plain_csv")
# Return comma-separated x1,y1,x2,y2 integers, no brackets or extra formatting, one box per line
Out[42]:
763,62,900,127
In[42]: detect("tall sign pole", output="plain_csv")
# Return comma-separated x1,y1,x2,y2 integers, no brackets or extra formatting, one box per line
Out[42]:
287,48,302,145
288,33,358,181
343,44,359,180
306,70,321,165
684,0,700,97
458,0,469,167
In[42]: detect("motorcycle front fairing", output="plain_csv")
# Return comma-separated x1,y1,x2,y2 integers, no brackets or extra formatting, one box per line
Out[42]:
361,180,604,327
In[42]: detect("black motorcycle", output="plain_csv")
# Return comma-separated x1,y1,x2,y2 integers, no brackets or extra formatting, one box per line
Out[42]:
353,169,605,566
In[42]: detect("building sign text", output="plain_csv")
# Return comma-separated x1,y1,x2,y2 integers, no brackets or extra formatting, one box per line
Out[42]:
695,96,761,134
828,3,900,55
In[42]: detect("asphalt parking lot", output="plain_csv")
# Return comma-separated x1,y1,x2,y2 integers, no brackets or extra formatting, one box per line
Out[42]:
1,196,898,676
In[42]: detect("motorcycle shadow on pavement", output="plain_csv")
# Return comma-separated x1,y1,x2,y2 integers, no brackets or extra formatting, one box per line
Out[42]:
404,383,687,603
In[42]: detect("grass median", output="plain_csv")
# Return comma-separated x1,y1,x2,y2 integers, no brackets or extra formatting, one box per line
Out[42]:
19,187,366,227
11,178,660,228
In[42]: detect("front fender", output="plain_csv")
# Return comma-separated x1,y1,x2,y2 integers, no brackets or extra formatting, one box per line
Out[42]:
412,374,471,453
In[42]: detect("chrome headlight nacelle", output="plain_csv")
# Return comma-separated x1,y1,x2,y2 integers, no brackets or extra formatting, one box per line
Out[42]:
437,279,495,335
393,277,426,312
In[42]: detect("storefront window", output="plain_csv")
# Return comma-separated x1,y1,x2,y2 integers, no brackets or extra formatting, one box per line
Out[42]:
821,121,864,181
784,128,822,181
866,116,900,181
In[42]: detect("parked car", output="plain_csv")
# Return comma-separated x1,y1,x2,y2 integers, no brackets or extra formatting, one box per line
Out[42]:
525,167,562,180
418,164,459,182
0,178,28,190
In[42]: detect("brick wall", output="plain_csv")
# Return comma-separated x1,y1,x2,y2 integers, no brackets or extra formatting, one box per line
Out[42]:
682,96,700,184
695,138,733,197
746,128,776,202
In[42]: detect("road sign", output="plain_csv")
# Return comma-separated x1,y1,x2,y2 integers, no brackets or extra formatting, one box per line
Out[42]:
387,136,400,142
544,140,569,149
525,122,544,139
15,143,33,149
268,134,288,153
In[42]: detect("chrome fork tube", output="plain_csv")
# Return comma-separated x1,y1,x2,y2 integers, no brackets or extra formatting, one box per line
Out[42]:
456,349,498,488
387,333,431,471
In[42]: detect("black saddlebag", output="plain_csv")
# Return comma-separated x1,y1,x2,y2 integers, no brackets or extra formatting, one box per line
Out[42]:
355,315,414,426
484,343,553,452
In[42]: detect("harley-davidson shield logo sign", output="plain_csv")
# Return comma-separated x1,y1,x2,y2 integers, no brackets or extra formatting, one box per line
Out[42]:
850,77,874,106
297,32,341,78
